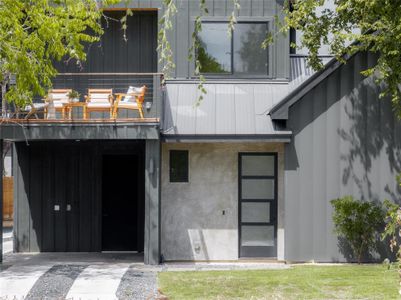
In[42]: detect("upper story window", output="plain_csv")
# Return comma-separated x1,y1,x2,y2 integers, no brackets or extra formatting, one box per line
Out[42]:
197,22,269,77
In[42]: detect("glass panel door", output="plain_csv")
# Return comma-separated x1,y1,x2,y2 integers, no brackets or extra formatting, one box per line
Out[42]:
239,153,277,257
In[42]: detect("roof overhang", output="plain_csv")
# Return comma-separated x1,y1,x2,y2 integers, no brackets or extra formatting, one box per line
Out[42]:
270,56,348,120
162,133,292,143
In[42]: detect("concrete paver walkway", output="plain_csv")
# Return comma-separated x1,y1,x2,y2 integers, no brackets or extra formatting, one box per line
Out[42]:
0,264,53,298
0,247,287,299
66,264,130,300
0,253,158,300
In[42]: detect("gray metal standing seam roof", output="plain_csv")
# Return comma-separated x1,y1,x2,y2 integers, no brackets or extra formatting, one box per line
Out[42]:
162,55,332,139
163,82,292,137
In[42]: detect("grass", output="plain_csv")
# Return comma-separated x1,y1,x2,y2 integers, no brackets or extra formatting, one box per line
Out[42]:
158,264,399,299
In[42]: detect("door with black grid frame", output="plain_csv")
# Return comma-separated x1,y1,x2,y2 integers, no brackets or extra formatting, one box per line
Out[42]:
239,153,277,258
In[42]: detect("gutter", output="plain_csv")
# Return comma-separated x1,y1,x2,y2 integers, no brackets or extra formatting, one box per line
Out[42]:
161,133,293,143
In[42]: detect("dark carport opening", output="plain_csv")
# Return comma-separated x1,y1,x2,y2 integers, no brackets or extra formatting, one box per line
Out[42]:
102,154,145,252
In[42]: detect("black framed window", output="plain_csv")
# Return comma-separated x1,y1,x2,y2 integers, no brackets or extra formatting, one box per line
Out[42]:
169,150,189,182
197,21,269,76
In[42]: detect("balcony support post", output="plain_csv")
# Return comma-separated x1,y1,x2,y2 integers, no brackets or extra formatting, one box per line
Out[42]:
144,139,161,265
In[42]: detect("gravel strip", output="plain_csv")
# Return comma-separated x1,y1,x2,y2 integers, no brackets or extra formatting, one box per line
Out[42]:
116,266,157,300
25,264,87,300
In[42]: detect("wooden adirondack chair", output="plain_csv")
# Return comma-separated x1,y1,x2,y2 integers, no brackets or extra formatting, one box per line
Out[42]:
112,85,147,119
44,89,72,119
84,89,114,119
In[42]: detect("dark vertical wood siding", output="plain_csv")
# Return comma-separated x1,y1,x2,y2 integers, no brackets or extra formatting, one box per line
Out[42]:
54,11,157,73
14,141,145,253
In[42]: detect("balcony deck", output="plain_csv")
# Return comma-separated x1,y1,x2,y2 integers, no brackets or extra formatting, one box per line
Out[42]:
0,73,163,141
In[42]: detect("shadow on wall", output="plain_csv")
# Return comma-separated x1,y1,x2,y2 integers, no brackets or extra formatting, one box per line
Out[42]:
161,87,175,134
336,235,397,263
188,229,210,261
336,70,401,262
288,52,401,199
338,75,401,203
286,51,401,262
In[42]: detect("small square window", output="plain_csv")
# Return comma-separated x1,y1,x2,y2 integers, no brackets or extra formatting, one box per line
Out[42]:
169,150,189,182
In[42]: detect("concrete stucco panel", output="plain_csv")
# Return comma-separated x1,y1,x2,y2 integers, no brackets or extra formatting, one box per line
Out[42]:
161,142,284,261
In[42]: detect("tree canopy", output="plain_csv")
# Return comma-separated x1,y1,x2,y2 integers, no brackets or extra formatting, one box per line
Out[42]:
2,0,401,117
0,0,124,108
282,0,401,117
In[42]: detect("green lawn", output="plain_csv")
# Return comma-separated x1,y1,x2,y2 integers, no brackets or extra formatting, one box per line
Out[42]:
158,265,399,299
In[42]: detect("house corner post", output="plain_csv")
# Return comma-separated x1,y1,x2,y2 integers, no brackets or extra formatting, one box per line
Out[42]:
144,139,161,265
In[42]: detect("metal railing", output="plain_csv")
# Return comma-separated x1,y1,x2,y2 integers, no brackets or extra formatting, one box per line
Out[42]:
290,55,334,81
3,72,164,121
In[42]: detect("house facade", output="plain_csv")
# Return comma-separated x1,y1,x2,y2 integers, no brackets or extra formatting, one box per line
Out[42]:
1,0,400,265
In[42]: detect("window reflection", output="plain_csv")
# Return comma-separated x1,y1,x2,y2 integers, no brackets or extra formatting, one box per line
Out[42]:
198,23,231,73
234,23,268,75
197,22,269,76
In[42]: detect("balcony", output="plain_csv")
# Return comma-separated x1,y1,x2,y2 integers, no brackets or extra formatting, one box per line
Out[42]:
2,72,163,124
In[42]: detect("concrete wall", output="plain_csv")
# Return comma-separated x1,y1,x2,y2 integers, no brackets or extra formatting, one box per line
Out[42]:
161,142,284,261
284,51,401,262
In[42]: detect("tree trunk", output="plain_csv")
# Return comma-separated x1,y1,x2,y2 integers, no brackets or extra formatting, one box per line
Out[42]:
1,72,10,118
1,80,7,118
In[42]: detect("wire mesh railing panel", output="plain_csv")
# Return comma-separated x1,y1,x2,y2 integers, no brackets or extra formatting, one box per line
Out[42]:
9,73,164,121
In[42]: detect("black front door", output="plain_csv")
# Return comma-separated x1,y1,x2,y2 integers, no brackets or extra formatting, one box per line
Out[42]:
239,153,277,258
102,155,144,252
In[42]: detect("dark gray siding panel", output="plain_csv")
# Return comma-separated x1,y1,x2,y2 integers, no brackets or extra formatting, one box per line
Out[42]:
104,1,289,79
0,123,159,141
54,11,157,73
15,144,30,252
144,139,161,265
285,51,401,262
29,145,43,252
14,142,98,252
117,0,289,79
14,141,147,253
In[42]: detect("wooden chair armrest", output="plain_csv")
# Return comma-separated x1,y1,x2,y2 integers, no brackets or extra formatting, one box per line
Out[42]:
113,93,125,105
43,96,52,103
135,95,142,105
